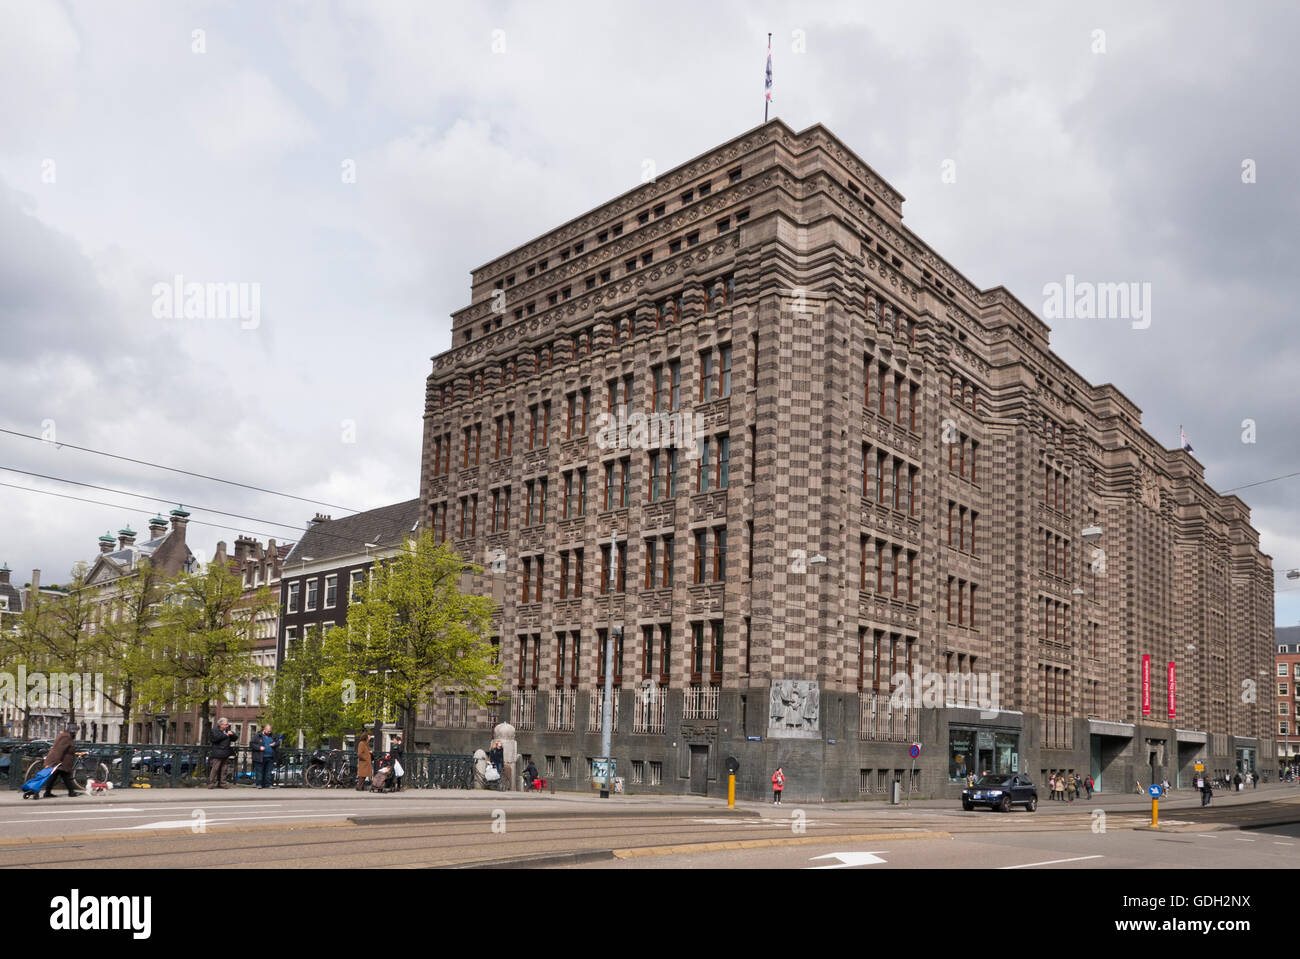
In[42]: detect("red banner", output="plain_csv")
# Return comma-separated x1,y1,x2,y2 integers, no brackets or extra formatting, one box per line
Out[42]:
1168,662,1176,719
1142,654,1151,715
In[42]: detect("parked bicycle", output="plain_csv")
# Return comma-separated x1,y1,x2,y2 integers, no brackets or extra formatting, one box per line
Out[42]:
24,750,111,792
304,747,354,788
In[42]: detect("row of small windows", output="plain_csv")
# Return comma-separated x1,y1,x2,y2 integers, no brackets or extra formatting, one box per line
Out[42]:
947,433,979,483
865,291,917,349
516,526,730,604
514,617,731,690
443,278,737,406
864,355,920,431
430,350,735,477
1044,464,1069,512
858,538,918,603
1041,529,1071,579
465,175,748,345
861,444,918,516
949,374,979,413
945,576,979,628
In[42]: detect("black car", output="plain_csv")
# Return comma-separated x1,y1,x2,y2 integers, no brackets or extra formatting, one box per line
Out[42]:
961,773,1038,812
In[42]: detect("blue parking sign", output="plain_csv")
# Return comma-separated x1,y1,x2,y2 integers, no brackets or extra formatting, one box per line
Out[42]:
1148,784,1163,798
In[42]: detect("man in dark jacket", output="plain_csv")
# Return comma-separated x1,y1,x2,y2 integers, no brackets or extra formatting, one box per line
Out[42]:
252,725,280,789
40,723,81,799
208,717,236,788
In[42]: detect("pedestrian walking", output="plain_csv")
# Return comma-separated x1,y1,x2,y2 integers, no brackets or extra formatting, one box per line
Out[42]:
390,734,405,791
208,718,236,788
253,724,281,789
356,733,373,791
489,740,504,775
1084,775,1094,799
1067,774,1076,802
1161,777,1170,796
771,766,785,805
1234,772,1243,792
1251,771,1258,790
1200,777,1212,807
38,723,82,799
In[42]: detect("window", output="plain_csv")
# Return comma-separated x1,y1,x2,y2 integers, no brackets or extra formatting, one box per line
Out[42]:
286,581,300,613
1279,664,1290,677
349,569,364,603
667,449,679,498
687,230,700,246
717,435,730,489
648,451,662,502
698,182,711,197
694,530,707,583
711,621,725,674
713,527,727,581
663,536,674,587
728,166,742,183
306,579,318,611
644,539,657,589
324,575,337,609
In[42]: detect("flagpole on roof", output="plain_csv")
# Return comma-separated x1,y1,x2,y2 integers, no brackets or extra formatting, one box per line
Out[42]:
765,33,772,122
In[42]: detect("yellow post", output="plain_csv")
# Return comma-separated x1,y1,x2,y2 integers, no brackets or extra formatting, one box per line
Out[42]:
1151,797,1159,829
728,774,736,808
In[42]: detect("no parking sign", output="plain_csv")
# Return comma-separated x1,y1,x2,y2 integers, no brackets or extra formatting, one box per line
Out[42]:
908,743,921,759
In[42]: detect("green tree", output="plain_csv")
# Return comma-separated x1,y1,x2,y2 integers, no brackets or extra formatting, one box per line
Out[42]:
142,560,274,743
335,531,498,745
98,559,169,740
4,566,108,728
267,624,352,746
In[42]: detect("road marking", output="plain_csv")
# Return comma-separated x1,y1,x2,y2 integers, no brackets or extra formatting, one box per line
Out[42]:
997,855,1104,869
110,811,362,830
1233,837,1255,842
29,804,284,816
808,851,888,869
1275,842,1294,846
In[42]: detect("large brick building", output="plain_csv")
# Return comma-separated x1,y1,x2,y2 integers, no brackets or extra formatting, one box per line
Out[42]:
418,120,1274,800
1276,626,1300,774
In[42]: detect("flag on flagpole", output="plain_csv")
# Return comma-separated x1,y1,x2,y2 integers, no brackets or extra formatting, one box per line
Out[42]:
1180,426,1193,453
764,33,773,121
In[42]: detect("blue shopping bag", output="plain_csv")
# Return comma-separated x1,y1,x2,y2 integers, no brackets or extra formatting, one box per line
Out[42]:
22,765,55,793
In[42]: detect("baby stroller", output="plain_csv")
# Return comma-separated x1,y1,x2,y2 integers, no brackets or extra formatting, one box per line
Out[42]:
22,765,55,800
370,753,397,793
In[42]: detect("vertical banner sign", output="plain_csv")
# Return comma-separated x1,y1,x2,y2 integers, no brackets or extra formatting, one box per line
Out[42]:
1141,654,1151,716
1168,662,1176,719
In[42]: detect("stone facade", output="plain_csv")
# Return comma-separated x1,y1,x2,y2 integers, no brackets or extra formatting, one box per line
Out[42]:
417,120,1274,800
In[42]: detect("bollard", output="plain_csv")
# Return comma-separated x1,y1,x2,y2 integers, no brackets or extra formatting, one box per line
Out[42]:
1151,797,1159,829
728,773,735,809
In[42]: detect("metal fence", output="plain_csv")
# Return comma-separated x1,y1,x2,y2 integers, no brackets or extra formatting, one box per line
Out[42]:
0,741,475,791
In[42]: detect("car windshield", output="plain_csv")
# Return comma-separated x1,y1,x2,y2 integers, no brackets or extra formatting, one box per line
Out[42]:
975,775,1011,786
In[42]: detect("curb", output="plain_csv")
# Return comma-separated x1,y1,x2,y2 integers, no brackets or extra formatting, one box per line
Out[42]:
611,829,951,858
0,819,355,848
448,850,618,869
346,807,751,826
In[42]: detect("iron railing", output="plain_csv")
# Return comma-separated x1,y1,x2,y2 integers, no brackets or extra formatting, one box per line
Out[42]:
1,740,476,791
858,691,919,742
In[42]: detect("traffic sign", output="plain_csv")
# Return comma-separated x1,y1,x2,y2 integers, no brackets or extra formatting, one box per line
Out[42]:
908,743,921,759
1194,762,1204,772
1147,784,1163,798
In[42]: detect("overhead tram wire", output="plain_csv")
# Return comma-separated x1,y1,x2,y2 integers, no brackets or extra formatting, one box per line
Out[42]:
0,465,319,535
0,426,361,514
0,480,423,560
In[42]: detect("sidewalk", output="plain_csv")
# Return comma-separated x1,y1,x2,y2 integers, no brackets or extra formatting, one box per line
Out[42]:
1,778,1293,809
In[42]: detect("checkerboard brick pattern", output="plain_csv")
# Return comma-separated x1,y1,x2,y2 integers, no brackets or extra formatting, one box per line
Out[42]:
414,120,1274,799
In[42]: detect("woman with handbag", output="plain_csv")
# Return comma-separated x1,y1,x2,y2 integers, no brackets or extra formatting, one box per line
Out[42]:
356,734,373,791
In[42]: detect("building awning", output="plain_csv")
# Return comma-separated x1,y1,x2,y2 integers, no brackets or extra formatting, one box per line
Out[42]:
1175,729,1207,744
1088,720,1135,738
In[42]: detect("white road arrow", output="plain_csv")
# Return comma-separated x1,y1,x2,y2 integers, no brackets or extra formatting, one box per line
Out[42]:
808,851,888,869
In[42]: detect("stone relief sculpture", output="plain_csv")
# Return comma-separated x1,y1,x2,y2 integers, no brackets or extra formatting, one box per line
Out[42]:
767,680,821,739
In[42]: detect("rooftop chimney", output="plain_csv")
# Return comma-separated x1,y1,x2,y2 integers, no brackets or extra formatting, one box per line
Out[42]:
148,515,168,540
118,526,137,550
309,513,332,527
0,564,9,586
98,531,116,554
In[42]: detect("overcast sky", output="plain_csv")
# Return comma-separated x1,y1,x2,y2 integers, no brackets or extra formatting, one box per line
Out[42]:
1,1,1297,624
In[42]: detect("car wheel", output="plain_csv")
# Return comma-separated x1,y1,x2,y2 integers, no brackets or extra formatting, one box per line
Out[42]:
1026,795,1037,812
962,800,973,811
999,794,1012,813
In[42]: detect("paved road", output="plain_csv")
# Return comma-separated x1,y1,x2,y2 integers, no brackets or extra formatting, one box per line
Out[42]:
0,784,1295,868
550,823,1300,869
